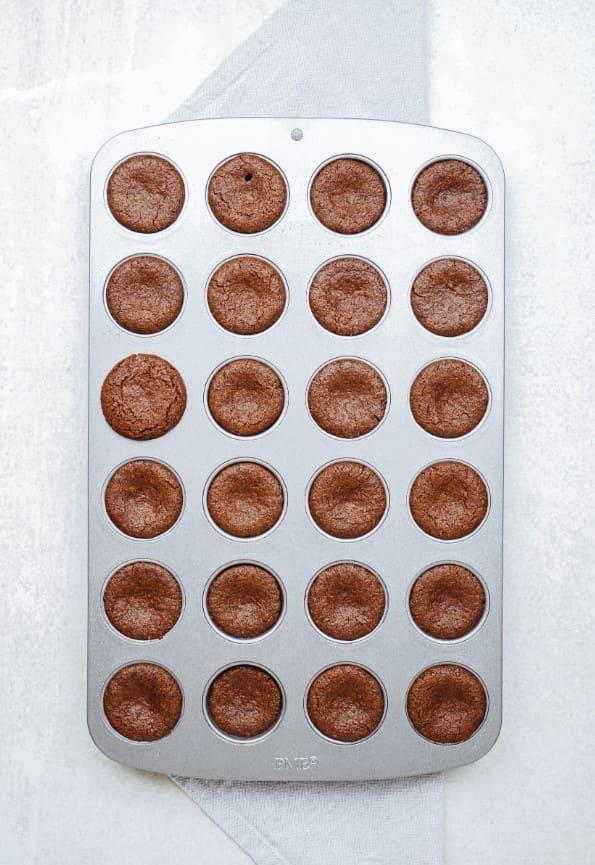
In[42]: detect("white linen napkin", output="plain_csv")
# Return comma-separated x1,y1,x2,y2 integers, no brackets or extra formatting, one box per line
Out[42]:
170,2,443,863
169,0,427,123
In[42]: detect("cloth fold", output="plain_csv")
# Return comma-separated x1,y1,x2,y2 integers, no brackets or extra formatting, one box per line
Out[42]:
168,0,427,122
173,774,443,865
170,2,442,863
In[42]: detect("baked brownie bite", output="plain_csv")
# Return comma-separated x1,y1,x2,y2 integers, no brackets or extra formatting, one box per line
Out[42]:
412,160,487,235
207,256,286,335
309,257,388,336
101,354,186,440
309,461,386,539
207,359,285,436
103,561,182,640
411,258,488,337
310,158,386,234
208,154,287,233
207,665,282,738
107,154,185,233
207,564,283,639
206,462,284,538
308,563,385,640
105,256,184,334
103,662,182,741
409,564,486,640
407,664,487,743
410,359,489,438
308,358,387,438
105,459,183,539
307,664,384,742
409,460,488,540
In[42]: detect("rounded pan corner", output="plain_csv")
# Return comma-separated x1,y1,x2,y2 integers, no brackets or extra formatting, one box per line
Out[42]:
90,121,178,179
90,129,133,179
461,132,505,185
449,717,503,773
422,123,505,187
86,711,149,773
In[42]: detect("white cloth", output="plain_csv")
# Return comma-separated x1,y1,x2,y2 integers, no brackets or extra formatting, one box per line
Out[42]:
169,0,427,122
170,3,443,864
173,775,443,865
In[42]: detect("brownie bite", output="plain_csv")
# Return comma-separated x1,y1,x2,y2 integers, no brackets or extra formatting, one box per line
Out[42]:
105,459,183,539
103,662,182,741
412,160,487,235
310,158,386,234
206,462,284,538
309,461,386,539
407,664,487,743
103,561,182,640
208,154,287,233
409,460,488,540
207,256,286,335
409,564,486,640
107,154,185,233
106,255,184,334
309,257,388,336
411,258,488,337
308,358,387,438
101,354,186,440
207,665,282,738
207,564,283,639
307,664,384,742
207,359,285,437
308,563,385,640
410,359,489,438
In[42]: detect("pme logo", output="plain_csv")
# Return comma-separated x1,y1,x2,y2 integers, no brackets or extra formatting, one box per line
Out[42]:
274,755,319,771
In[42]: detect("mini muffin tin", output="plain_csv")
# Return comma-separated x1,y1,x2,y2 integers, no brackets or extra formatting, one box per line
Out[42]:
88,118,504,779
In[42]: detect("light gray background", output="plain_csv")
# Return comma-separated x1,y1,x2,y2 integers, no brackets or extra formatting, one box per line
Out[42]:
2,1,594,863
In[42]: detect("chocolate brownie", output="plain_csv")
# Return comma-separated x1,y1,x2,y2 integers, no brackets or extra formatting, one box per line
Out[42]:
107,154,185,233
409,564,486,640
409,460,488,540
101,354,186,440
105,255,184,334
307,664,384,742
410,359,489,438
207,665,282,738
103,561,182,640
308,358,387,438
206,462,284,538
310,158,386,234
407,664,487,743
412,160,487,235
309,257,388,336
411,258,488,337
309,461,386,539
208,154,287,233
207,564,283,639
105,459,183,539
208,358,285,436
207,256,286,335
103,662,182,741
308,563,385,640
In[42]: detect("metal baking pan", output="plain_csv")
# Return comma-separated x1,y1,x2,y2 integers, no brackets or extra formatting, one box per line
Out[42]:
88,117,504,780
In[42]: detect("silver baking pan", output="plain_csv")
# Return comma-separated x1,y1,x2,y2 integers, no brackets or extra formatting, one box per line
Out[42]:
88,117,504,780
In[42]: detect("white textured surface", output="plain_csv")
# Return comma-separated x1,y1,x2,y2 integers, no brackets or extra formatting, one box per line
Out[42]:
1,1,593,864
